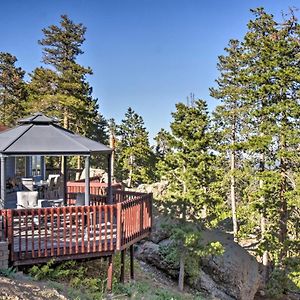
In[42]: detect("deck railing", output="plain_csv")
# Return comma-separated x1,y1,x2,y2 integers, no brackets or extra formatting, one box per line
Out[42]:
0,191,152,266
119,193,152,249
67,181,123,205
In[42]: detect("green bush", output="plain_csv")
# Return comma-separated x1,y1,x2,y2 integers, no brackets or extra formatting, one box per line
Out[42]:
28,259,106,299
0,266,16,278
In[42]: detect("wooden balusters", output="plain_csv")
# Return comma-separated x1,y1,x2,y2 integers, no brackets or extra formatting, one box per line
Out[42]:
0,191,152,265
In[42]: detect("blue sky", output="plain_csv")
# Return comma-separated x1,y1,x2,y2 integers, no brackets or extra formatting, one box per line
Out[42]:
0,0,298,141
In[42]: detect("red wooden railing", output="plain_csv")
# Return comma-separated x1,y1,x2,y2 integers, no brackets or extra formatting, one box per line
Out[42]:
0,191,152,266
119,193,152,249
67,181,122,204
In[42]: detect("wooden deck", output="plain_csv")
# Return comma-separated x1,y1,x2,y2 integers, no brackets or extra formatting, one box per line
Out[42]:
0,190,152,266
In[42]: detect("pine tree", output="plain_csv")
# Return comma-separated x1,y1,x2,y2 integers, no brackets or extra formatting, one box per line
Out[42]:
210,39,247,240
241,8,300,267
211,8,300,287
116,107,155,187
0,52,27,126
154,128,172,161
27,15,99,136
158,99,225,290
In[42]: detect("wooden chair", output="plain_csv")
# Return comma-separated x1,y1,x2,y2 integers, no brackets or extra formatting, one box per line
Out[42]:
21,178,34,191
47,174,60,185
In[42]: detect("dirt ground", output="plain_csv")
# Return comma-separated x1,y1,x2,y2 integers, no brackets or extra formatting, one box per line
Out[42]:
0,275,67,300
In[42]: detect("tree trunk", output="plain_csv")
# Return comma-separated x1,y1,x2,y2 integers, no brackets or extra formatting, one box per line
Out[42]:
259,152,269,281
279,135,288,264
61,110,69,174
128,154,133,188
230,121,238,241
76,156,81,181
178,248,185,291
178,165,187,292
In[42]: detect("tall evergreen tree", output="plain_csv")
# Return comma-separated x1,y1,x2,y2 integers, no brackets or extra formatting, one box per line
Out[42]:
0,52,27,126
159,100,224,222
158,99,225,290
27,15,100,137
242,8,300,267
211,8,300,287
210,39,247,240
116,107,155,187
154,128,172,160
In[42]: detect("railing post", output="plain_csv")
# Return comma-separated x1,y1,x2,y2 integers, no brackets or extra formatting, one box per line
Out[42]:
149,193,153,232
6,209,13,262
116,203,122,251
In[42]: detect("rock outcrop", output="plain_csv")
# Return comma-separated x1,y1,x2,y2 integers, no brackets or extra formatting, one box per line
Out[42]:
134,181,168,199
136,218,262,300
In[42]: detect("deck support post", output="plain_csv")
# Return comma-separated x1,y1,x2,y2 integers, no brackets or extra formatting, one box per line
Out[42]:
130,245,134,280
107,153,112,204
107,255,113,292
120,249,126,283
0,155,6,208
84,156,90,206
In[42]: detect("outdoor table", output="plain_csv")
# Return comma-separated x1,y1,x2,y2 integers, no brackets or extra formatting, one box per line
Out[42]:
33,181,49,198
48,199,64,207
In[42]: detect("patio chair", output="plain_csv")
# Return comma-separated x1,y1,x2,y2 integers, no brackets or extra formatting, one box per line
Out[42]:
45,177,57,199
21,178,34,191
76,193,85,206
56,177,64,198
17,191,38,208
47,174,60,185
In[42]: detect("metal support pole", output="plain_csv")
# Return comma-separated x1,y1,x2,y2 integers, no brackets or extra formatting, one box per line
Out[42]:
109,133,115,182
107,153,112,204
63,156,68,206
40,156,46,180
85,156,90,206
0,156,6,208
25,156,32,177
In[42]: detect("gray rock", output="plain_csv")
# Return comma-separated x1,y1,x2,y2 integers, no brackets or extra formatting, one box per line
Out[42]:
193,270,234,300
199,229,262,300
149,212,172,243
136,228,262,300
135,181,168,199
136,241,162,267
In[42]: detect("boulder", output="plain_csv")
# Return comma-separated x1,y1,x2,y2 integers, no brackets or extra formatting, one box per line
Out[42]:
80,168,107,181
149,210,172,243
135,181,168,199
136,228,262,300
198,229,262,300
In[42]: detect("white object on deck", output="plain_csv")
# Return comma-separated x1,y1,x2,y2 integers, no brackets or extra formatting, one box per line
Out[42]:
17,191,38,208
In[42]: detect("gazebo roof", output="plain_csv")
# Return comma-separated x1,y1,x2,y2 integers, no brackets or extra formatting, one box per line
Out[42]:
0,112,112,156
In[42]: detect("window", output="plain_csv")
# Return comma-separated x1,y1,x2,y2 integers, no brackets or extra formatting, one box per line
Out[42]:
15,157,26,177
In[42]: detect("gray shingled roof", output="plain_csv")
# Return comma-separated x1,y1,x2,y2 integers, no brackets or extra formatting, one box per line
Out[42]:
0,112,112,156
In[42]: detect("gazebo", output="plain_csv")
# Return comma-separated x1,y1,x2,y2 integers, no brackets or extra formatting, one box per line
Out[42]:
0,112,152,291
0,112,113,208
